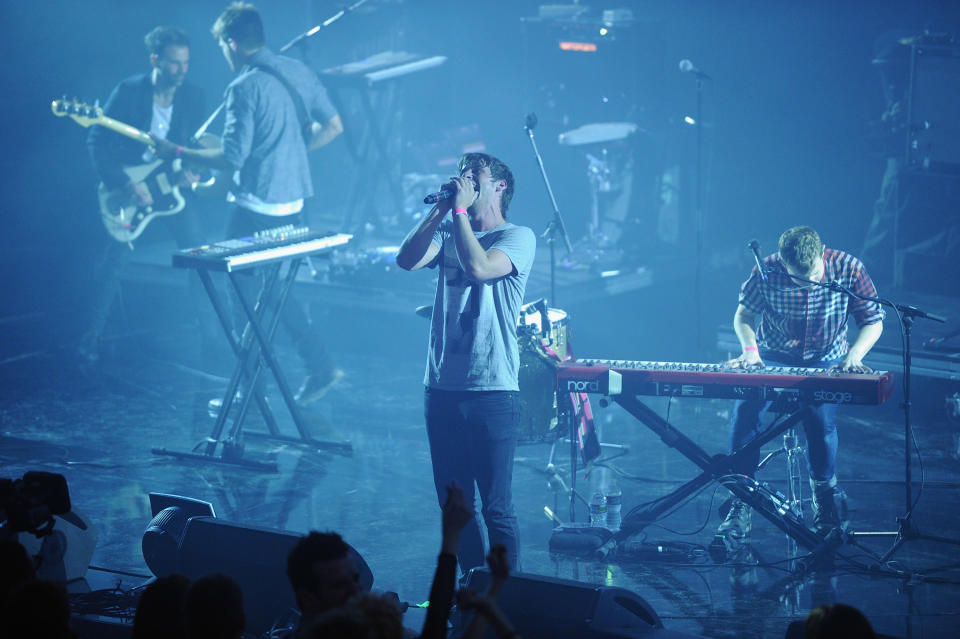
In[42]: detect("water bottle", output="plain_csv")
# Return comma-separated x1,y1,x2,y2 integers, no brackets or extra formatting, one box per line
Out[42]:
605,485,622,532
589,492,607,528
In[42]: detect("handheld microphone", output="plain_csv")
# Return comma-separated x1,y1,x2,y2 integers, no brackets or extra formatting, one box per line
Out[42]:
423,184,478,205
748,239,768,281
678,58,711,79
423,187,456,204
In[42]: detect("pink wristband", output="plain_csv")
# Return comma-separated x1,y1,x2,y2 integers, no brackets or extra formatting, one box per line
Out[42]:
743,345,758,352
453,207,468,216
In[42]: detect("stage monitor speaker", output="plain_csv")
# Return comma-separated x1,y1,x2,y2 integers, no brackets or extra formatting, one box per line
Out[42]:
906,44,960,173
142,493,218,578
176,517,373,636
461,568,684,639
148,492,216,518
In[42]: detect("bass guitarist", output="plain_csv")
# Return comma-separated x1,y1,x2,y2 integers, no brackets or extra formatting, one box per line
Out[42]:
80,25,207,365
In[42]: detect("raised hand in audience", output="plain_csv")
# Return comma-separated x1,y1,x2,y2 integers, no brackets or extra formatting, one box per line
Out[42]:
421,481,474,639
441,480,474,555
459,544,519,639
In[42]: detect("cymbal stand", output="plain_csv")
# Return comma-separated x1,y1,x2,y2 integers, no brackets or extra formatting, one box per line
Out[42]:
585,150,611,245
757,426,807,565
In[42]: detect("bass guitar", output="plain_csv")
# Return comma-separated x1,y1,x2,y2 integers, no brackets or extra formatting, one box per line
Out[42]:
51,98,216,243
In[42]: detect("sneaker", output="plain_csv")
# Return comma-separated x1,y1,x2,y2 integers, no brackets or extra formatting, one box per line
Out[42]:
711,499,753,560
208,389,267,419
294,368,345,405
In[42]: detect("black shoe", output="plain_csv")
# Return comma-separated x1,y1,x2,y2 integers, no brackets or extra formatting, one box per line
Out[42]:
810,479,849,536
294,368,345,405
710,499,752,561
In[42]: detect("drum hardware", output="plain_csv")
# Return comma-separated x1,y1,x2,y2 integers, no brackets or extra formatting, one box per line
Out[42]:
756,427,807,565
518,305,569,442
558,122,640,250
415,304,433,319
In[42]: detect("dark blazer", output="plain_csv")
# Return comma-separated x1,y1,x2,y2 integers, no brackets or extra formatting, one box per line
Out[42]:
86,72,205,190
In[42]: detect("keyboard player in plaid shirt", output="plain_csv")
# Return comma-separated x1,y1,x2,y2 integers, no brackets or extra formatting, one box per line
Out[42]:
717,225,885,547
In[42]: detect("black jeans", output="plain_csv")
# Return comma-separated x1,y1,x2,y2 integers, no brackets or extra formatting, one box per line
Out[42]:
83,205,206,351
424,388,521,572
225,206,332,377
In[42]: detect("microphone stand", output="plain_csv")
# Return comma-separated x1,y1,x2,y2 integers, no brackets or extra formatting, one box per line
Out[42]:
190,0,371,143
280,0,370,55
693,75,705,354
775,270,957,567
524,114,573,306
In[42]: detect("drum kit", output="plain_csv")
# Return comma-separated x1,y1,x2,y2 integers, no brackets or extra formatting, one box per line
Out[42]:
517,302,569,443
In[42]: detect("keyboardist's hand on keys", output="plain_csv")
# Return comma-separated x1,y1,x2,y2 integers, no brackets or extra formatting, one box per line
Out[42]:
829,353,873,374
725,350,764,370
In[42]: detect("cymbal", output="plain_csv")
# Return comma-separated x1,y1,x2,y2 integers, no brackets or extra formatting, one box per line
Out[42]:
558,122,639,146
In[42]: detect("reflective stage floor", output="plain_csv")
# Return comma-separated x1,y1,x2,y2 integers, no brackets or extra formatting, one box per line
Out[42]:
2,309,960,639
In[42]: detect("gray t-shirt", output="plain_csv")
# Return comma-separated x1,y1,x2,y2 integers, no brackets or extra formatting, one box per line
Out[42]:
424,219,537,391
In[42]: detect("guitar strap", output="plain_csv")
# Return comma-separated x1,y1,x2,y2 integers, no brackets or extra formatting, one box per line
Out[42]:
251,62,313,144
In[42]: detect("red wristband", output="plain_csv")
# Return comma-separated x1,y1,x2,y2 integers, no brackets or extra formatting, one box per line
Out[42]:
743,345,758,352
175,146,184,157
453,207,468,216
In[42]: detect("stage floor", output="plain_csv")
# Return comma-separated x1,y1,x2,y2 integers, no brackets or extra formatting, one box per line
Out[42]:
2,312,960,639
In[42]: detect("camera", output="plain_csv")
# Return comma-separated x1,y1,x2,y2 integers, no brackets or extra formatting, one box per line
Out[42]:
0,471,71,539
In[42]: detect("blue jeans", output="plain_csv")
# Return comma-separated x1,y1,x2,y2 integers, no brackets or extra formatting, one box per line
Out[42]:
425,388,521,572
729,354,840,482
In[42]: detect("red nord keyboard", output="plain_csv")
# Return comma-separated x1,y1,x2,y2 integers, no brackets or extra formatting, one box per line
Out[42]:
557,359,894,406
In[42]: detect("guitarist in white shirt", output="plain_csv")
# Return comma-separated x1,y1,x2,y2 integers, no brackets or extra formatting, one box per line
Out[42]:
79,26,207,365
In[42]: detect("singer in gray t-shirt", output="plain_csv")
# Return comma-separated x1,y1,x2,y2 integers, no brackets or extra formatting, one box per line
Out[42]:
425,218,535,391
397,152,535,572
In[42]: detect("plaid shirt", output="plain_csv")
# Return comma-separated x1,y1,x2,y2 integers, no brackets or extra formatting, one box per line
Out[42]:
739,248,885,362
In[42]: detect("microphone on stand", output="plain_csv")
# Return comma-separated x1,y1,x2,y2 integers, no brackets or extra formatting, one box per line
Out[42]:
679,58,711,79
748,239,768,281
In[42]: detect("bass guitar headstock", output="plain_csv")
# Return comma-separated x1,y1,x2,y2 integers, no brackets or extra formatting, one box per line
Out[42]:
50,97,104,128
